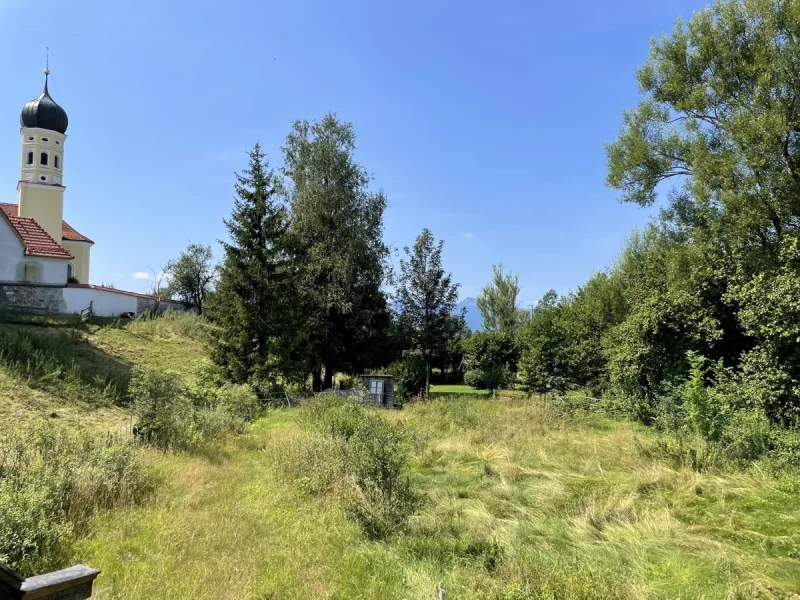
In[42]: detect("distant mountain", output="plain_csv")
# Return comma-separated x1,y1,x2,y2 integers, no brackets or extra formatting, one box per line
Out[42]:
456,297,482,332
389,296,483,332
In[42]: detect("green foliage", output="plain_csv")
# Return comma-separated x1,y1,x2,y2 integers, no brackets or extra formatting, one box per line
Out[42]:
129,366,191,449
208,143,293,387
386,358,426,402
462,331,518,391
517,291,573,394
216,383,261,423
290,397,420,538
283,114,391,391
476,263,527,334
164,243,218,314
682,352,726,443
396,228,464,395
0,425,149,576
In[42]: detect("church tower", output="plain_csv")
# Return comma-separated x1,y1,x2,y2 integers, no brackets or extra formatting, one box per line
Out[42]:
17,67,68,245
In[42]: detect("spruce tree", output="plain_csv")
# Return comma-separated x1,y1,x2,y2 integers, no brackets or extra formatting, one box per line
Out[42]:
209,144,292,385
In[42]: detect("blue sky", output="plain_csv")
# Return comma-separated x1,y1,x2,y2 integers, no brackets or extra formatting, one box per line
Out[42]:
0,0,706,304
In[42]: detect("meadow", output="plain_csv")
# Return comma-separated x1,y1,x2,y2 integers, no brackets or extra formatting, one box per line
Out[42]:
1,315,799,599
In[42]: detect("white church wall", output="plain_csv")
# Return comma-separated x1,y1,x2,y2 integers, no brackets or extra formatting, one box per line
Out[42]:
0,216,24,282
63,287,137,317
30,257,69,285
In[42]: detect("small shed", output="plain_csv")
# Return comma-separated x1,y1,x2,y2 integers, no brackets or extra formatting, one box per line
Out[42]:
361,374,394,407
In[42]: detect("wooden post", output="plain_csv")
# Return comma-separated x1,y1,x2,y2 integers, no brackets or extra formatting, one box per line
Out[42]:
1,563,100,600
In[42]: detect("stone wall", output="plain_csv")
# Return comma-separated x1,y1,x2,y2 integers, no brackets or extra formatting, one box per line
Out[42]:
0,284,65,313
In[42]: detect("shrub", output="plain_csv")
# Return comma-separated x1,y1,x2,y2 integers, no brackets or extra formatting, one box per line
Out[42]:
464,365,513,391
462,331,518,391
682,352,727,443
191,405,243,442
0,425,150,576
387,359,426,402
719,410,773,465
291,398,421,538
129,366,191,449
216,383,261,422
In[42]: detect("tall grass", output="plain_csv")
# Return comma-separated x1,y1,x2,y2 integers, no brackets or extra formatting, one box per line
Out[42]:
0,325,129,403
0,424,151,577
126,310,210,341
273,397,420,539
69,397,800,599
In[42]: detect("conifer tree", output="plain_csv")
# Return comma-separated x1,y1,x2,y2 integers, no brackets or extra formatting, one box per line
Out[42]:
209,144,293,385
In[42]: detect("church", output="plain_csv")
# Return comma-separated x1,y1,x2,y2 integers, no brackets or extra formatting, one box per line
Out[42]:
0,67,93,286
0,67,187,317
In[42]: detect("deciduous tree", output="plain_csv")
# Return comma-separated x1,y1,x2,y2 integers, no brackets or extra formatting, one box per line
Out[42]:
476,263,526,334
281,114,390,391
396,229,464,396
165,243,217,314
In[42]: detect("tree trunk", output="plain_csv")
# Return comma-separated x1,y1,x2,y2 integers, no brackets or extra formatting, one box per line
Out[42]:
312,364,322,392
323,362,334,391
425,362,431,398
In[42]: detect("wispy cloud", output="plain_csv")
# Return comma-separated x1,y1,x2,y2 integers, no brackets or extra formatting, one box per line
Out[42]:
463,232,475,240
132,271,151,280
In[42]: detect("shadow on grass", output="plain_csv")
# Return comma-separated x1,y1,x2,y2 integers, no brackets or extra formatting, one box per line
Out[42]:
0,321,134,405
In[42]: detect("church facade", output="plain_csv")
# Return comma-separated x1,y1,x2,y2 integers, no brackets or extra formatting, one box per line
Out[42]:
0,68,189,318
0,68,93,286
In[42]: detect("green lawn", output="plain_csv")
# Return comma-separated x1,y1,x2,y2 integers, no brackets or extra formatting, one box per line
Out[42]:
429,384,526,398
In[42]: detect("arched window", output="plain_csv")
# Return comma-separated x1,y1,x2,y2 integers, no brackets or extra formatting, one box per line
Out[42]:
67,263,75,280
40,152,48,167
54,155,60,170
26,151,33,165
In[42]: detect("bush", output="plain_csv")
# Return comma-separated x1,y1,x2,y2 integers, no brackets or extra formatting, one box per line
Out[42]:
216,383,261,422
464,365,513,391
290,398,421,538
387,359,426,402
682,353,727,443
191,405,243,441
0,425,150,576
462,331,518,391
129,366,191,449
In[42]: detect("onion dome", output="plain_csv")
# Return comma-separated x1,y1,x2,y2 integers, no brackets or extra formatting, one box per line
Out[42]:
20,69,68,134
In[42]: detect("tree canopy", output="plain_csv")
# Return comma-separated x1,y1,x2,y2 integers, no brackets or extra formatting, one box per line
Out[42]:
396,229,464,396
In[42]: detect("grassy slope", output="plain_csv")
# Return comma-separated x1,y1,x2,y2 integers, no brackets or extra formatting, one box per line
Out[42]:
0,316,207,432
78,401,800,599
2,319,798,598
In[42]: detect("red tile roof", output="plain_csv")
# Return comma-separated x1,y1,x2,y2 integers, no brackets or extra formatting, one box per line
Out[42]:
0,202,94,244
1,211,74,259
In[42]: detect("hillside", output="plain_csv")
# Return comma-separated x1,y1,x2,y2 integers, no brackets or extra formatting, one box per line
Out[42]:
0,314,208,432
1,317,799,599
